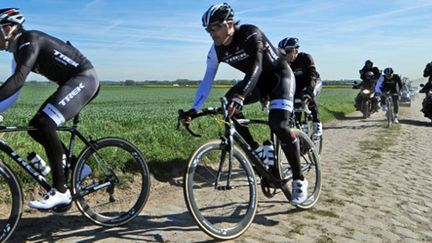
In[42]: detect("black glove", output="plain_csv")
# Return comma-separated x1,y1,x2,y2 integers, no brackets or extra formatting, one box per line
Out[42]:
179,108,197,125
229,97,244,111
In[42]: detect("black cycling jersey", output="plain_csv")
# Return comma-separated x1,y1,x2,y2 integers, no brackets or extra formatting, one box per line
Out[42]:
213,24,284,98
289,52,320,97
359,66,381,80
377,74,402,94
0,30,93,101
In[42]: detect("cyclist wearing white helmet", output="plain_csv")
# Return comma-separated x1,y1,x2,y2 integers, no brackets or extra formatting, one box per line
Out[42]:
375,67,402,123
0,8,100,210
181,3,308,205
278,37,323,138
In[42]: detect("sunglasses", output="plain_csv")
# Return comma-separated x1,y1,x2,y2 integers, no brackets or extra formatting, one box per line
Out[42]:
205,21,226,33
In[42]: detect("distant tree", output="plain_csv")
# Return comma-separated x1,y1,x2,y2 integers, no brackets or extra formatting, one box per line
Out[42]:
125,80,136,86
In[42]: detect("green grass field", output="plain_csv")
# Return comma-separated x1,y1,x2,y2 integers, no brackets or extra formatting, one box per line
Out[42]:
1,85,357,182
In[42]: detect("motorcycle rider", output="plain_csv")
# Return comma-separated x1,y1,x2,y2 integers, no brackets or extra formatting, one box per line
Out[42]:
359,60,381,80
354,71,379,113
375,67,402,123
420,61,432,117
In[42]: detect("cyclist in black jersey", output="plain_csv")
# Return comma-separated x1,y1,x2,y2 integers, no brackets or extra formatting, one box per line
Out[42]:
180,3,307,205
0,8,100,210
278,37,323,138
375,67,402,123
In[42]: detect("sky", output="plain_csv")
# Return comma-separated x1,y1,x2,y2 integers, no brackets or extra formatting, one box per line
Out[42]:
0,0,431,82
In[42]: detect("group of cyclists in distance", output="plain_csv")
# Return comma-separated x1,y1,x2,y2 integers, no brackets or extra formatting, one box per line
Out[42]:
0,2,431,240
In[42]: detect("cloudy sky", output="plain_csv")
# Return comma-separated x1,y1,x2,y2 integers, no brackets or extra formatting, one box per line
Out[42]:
0,0,431,81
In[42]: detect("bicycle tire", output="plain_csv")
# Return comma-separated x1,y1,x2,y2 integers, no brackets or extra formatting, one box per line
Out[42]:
386,96,393,128
72,137,150,227
184,139,257,240
275,129,321,209
0,162,23,242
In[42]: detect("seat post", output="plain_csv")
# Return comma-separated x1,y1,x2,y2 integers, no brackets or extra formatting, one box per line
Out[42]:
73,114,80,126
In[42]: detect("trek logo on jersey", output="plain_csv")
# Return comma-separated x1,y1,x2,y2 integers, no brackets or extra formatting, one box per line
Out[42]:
58,83,85,106
224,51,249,64
53,49,79,67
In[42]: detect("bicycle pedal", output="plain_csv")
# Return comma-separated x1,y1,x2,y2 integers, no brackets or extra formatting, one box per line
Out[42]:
216,185,235,190
51,203,73,213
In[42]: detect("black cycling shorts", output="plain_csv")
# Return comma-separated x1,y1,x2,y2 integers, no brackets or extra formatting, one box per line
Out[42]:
39,68,99,126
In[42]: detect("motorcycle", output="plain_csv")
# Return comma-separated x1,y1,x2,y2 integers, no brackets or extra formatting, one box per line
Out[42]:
353,81,378,119
419,83,432,121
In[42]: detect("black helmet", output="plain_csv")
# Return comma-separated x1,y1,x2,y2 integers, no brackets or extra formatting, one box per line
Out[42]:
384,67,394,75
365,60,373,66
278,37,299,50
0,8,25,26
202,3,234,28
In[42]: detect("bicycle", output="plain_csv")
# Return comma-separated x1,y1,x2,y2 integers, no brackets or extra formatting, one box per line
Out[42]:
0,114,150,242
382,91,396,128
177,98,321,240
292,98,323,155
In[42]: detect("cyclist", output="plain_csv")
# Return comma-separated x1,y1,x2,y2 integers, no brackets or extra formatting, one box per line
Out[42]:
359,59,381,81
353,71,379,112
375,67,402,123
0,8,100,210
278,37,323,138
180,3,307,205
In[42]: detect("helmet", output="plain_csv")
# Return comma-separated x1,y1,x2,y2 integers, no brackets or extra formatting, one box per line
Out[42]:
0,8,25,26
278,37,299,50
202,3,234,28
365,60,373,66
365,71,374,79
384,67,394,75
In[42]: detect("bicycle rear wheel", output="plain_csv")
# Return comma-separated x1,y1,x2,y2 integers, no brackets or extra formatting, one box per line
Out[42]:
0,162,23,242
386,97,394,128
275,129,321,209
184,139,257,240
72,137,150,227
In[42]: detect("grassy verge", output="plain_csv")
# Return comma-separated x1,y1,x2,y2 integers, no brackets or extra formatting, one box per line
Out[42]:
0,85,357,184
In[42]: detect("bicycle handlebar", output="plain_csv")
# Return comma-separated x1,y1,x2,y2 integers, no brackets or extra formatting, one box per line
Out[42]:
176,107,223,137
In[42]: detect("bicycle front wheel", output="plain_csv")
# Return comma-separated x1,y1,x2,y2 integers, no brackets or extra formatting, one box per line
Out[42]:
72,137,150,227
184,139,257,240
386,97,394,128
276,129,321,209
0,162,23,242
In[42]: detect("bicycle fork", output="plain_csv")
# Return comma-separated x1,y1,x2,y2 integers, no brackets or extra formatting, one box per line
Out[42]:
215,136,235,191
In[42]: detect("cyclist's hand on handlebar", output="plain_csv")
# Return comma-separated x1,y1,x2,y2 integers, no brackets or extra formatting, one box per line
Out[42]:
179,108,197,126
301,94,312,107
260,96,270,111
228,94,244,117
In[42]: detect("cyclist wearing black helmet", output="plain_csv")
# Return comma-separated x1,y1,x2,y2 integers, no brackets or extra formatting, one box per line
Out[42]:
375,67,402,123
180,3,308,205
0,8,100,209
359,60,381,81
278,37,323,139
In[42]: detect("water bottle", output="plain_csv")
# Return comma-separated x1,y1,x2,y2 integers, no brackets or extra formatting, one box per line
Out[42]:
301,123,309,134
262,140,275,166
27,152,51,176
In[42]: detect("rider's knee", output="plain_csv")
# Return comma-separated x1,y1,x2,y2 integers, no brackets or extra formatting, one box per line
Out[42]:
29,113,57,134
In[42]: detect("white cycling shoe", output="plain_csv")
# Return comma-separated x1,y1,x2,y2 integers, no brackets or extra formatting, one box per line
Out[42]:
291,179,308,205
28,188,72,210
313,122,323,138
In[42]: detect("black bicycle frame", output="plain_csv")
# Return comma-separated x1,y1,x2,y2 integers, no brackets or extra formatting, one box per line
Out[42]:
218,117,287,189
0,115,111,199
